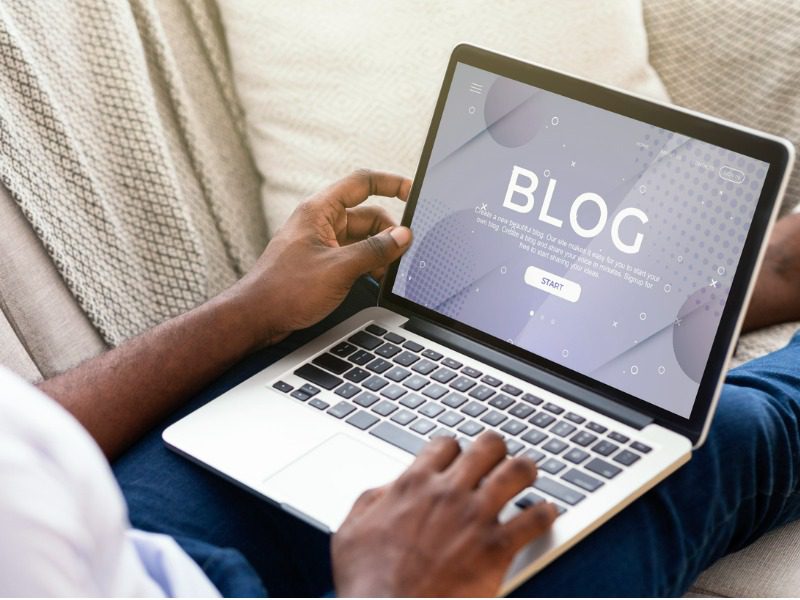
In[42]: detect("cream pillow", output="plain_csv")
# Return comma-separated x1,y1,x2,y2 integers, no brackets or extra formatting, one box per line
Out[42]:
219,1,670,235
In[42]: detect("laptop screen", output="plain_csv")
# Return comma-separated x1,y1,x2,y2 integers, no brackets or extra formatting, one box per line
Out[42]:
391,62,770,419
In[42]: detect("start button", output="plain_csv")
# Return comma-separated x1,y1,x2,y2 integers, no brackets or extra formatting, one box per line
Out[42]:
524,266,582,303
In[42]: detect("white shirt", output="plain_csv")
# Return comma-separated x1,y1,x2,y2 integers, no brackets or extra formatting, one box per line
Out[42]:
0,367,220,597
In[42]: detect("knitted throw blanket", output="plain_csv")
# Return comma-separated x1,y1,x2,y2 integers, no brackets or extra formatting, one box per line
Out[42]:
0,0,266,346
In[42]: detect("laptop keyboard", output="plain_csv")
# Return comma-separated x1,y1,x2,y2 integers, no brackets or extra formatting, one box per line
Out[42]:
272,323,653,516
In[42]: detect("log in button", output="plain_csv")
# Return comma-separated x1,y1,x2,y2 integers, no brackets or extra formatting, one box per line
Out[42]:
524,266,581,303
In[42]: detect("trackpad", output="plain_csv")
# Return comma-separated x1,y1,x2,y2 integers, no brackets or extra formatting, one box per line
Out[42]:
261,433,408,531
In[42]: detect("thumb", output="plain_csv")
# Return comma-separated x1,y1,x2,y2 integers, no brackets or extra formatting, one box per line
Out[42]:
340,226,412,278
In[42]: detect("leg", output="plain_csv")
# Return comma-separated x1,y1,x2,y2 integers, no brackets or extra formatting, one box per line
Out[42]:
514,332,800,596
113,277,380,596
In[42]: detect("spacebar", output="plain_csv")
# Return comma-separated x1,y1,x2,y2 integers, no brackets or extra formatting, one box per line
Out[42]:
370,422,426,456
294,363,342,390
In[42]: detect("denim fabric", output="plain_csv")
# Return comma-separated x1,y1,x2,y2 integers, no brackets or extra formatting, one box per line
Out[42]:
114,278,800,596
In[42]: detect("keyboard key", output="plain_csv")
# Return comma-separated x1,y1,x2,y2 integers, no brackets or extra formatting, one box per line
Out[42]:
420,402,445,418
349,330,383,350
506,439,524,456
422,349,443,361
403,340,424,352
550,421,577,438
450,376,476,392
515,491,547,509
290,390,311,401
372,400,398,416
608,431,630,444
438,411,465,427
363,375,389,391
331,341,357,357
461,400,487,417
385,366,411,382
540,458,566,474
631,441,652,454
370,422,426,455
565,412,586,424
384,332,406,344
571,431,598,447
501,383,523,396
530,412,556,429
488,394,514,410
381,385,407,400
328,401,356,419
585,457,622,479
613,450,641,466
543,402,564,415
411,359,437,375
299,384,320,397
481,374,502,387
442,392,467,409
500,419,527,436
335,383,360,399
309,398,329,410
430,428,457,439
375,343,402,358
521,393,543,406
272,380,293,393
393,351,420,367
457,420,485,437
391,409,417,426
442,357,463,369
521,429,547,446
592,440,619,457
354,392,379,408
403,374,429,391
542,438,568,454
480,410,507,427
366,358,392,374
523,448,546,463
346,410,379,430
469,385,496,401
348,350,374,365
431,368,457,383
586,421,608,434
422,383,448,399
461,366,482,378
562,468,603,492
563,448,590,464
343,367,370,383
410,419,436,435
365,323,387,336
399,393,425,409
295,363,342,390
509,403,534,419
534,476,586,505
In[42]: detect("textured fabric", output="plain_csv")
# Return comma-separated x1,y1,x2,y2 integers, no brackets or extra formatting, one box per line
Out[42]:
219,0,670,236
0,0,266,347
0,307,39,383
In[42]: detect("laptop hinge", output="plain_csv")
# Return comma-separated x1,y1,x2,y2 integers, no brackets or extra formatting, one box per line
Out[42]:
402,317,652,430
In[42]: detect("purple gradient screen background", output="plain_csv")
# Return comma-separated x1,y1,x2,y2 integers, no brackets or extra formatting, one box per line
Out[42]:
392,63,769,417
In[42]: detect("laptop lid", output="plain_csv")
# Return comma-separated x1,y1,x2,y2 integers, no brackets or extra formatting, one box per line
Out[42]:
380,44,793,447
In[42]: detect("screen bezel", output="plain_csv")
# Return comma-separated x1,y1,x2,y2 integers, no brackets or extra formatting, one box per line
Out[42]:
380,43,792,445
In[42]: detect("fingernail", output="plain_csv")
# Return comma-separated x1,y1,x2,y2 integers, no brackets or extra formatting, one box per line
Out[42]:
389,226,411,247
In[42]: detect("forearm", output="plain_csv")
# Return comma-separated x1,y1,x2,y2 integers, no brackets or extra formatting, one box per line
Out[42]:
39,284,269,460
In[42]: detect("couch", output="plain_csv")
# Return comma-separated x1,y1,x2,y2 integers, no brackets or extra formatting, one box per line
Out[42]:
1,0,798,596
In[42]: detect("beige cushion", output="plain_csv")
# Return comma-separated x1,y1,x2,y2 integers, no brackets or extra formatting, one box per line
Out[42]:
219,0,669,235
0,183,106,382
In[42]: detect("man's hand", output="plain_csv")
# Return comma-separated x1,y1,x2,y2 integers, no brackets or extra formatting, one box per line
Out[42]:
231,169,413,346
332,433,558,597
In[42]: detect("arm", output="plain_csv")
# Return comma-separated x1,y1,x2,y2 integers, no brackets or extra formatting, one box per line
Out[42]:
39,170,413,460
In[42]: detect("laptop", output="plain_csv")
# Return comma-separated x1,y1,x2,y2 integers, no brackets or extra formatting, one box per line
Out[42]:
163,44,794,593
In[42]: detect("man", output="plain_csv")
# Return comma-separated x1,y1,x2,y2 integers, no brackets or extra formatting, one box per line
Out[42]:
3,170,800,596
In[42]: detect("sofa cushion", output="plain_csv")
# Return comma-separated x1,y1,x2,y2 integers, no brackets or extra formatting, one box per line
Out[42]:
219,0,670,235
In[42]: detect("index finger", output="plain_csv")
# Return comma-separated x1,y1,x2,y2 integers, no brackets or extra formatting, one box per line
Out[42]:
319,169,412,209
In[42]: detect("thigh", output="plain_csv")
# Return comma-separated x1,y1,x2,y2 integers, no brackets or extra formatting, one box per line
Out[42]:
514,334,800,597
114,277,379,597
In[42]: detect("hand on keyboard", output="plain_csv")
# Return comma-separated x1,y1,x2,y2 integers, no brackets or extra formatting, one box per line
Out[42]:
332,432,557,597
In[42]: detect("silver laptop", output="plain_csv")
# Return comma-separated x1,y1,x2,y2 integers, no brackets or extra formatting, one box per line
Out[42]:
164,44,794,593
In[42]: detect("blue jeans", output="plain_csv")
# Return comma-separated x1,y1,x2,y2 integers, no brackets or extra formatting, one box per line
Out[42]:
114,278,800,596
